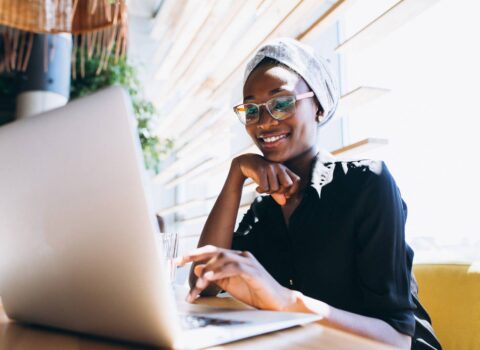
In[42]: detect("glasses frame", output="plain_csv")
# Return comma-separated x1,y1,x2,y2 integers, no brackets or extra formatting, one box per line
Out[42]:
233,91,315,125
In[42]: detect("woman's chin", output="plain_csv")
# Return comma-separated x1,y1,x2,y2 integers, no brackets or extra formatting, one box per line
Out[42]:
261,150,289,163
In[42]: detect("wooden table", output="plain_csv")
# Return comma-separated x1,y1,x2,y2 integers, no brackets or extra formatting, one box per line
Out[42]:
0,296,397,350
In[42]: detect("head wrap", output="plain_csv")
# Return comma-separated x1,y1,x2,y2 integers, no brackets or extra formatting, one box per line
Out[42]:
243,37,339,126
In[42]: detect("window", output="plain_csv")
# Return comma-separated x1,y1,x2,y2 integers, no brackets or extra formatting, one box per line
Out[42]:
341,0,480,261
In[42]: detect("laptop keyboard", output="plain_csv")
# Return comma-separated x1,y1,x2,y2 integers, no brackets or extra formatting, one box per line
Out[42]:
181,315,248,329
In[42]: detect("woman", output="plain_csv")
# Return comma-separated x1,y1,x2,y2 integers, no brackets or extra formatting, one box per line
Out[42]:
176,38,441,350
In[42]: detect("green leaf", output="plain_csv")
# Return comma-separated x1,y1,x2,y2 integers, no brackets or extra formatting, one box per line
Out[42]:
70,47,174,174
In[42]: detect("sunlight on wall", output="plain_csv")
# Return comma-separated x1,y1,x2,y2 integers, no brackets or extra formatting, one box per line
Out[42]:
343,0,480,259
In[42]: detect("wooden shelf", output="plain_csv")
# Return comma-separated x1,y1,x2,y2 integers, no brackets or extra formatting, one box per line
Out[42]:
164,157,215,188
331,138,388,157
337,86,390,115
177,214,208,226
158,199,203,216
297,0,357,41
336,0,440,53
182,144,259,184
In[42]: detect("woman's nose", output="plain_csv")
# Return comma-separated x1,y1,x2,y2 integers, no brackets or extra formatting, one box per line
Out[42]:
257,105,279,129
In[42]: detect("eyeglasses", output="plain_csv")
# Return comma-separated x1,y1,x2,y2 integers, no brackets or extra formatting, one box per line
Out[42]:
233,91,315,125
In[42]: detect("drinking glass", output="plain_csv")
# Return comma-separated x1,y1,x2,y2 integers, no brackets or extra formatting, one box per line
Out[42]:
157,232,179,285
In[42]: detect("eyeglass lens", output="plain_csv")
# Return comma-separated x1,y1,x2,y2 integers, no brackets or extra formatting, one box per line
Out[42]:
235,96,296,125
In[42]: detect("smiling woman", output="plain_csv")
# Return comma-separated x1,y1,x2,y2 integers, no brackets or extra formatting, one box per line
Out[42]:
242,62,320,165
180,38,441,350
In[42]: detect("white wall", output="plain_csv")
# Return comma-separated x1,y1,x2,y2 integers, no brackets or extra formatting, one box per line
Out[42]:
343,0,480,261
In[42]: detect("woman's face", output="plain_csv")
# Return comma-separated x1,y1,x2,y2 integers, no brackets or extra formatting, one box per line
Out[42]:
243,64,320,163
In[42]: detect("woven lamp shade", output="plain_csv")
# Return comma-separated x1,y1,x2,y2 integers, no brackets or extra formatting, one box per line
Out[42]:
0,0,127,74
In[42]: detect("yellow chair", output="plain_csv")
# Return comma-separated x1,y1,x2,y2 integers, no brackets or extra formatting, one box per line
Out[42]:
413,263,480,350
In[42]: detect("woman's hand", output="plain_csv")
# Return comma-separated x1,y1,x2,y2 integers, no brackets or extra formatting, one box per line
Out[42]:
177,245,295,310
233,154,300,206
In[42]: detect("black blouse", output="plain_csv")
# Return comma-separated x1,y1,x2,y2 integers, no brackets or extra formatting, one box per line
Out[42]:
232,153,441,350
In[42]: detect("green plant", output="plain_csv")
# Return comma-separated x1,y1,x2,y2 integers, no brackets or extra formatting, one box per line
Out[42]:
70,53,173,174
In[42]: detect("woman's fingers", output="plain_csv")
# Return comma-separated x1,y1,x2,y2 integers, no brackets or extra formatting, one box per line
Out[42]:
285,168,300,197
245,159,300,204
175,246,216,266
186,249,256,302
275,167,294,201
237,155,301,198
203,261,250,282
188,278,209,302
176,245,242,266
272,193,287,206
266,165,280,192
193,264,205,277
277,168,293,190
270,166,299,205
188,258,255,303
255,170,270,193
201,250,251,274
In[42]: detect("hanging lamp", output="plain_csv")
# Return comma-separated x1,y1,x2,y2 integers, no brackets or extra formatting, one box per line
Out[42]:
0,0,128,76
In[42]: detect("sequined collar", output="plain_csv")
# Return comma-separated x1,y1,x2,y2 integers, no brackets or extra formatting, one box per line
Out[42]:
309,149,337,198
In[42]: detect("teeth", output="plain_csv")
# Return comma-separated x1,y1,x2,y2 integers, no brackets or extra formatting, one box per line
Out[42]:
262,134,287,143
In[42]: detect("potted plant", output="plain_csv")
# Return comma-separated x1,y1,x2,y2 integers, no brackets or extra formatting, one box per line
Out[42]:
70,52,173,174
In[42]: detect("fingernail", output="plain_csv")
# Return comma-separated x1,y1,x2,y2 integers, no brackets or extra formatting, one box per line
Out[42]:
186,292,194,303
187,292,199,303
197,278,206,288
204,271,214,280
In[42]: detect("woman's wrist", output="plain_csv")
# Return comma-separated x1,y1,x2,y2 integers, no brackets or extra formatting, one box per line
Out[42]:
280,288,331,319
228,158,247,188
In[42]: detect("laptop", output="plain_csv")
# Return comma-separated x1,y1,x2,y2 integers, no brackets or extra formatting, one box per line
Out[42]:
0,86,320,349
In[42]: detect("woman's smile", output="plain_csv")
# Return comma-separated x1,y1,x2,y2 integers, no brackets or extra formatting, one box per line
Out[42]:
257,131,291,150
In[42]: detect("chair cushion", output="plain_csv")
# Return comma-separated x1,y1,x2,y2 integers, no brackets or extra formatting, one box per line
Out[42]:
413,264,480,350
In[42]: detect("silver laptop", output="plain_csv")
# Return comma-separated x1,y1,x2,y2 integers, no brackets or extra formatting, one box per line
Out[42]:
0,87,319,349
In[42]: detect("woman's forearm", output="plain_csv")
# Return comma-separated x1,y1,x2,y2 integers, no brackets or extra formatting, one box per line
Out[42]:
285,291,411,349
188,159,245,291
197,160,245,249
